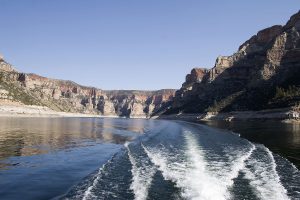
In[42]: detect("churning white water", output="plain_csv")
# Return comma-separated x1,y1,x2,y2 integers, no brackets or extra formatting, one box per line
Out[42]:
243,145,290,200
126,142,156,200
142,129,294,200
61,120,299,200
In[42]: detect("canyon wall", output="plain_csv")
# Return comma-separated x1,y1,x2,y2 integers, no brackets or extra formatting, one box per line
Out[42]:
0,57,175,117
164,11,300,115
3,11,300,117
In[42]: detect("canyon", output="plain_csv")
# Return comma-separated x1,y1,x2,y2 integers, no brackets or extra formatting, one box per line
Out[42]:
1,11,300,120
0,57,175,117
162,11,300,119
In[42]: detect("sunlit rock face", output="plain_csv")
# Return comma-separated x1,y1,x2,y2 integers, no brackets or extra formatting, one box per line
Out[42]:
167,11,300,114
0,56,16,73
0,57,175,117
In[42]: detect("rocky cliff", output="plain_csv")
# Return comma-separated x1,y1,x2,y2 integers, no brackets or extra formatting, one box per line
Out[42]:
0,56,175,118
164,11,300,115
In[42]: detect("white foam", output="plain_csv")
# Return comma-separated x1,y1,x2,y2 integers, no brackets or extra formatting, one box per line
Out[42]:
143,130,257,200
183,132,228,200
82,157,113,200
244,145,290,200
142,144,185,188
124,141,130,148
218,143,256,188
127,144,156,200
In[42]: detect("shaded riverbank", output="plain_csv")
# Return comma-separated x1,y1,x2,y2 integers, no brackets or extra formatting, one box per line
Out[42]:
156,107,300,123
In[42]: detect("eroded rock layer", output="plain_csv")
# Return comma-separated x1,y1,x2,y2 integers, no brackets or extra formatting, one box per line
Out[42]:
165,11,300,115
0,57,175,117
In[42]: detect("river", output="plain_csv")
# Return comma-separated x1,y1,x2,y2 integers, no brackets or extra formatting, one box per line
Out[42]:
0,118,299,200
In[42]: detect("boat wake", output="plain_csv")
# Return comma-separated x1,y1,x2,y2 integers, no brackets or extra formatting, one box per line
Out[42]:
62,121,300,200
126,142,156,200
243,145,290,200
142,130,256,200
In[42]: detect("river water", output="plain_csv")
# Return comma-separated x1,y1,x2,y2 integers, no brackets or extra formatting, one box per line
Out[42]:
0,118,299,200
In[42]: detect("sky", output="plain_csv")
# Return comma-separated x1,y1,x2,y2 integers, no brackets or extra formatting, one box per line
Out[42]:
0,1,299,90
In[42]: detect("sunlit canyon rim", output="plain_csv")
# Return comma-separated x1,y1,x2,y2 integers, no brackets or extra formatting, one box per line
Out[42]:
0,58,175,118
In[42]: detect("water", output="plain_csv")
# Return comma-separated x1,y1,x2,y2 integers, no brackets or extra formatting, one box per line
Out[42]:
0,118,299,200
201,121,300,169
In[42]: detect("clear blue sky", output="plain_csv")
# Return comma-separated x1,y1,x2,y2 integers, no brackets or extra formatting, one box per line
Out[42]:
0,1,299,90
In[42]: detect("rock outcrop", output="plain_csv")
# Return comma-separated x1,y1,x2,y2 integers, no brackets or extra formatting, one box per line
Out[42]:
164,11,300,115
0,57,16,72
0,60,175,118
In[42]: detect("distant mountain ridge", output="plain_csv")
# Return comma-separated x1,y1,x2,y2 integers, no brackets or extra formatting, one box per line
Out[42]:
162,11,300,115
0,57,175,117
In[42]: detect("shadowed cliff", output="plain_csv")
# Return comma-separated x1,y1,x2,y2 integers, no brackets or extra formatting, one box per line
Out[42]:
162,11,300,116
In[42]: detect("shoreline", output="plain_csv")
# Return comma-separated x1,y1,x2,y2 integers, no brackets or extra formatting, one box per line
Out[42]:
155,107,300,123
0,104,101,118
0,104,148,118
1,104,299,123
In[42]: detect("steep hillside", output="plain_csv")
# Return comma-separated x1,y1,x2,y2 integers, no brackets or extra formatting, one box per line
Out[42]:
0,57,175,117
163,11,300,115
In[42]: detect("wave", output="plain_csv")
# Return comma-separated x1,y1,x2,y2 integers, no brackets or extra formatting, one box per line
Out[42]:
82,156,115,200
219,143,256,187
125,142,156,200
142,129,256,200
244,144,290,200
142,143,185,189
64,121,298,200
183,130,257,200
183,131,228,200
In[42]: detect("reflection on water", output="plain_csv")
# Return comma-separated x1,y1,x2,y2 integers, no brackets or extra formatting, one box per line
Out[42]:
0,117,148,162
0,117,153,200
201,120,300,168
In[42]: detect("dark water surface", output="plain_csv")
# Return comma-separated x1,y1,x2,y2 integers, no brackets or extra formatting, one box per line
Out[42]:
0,117,147,200
201,121,300,169
0,117,299,200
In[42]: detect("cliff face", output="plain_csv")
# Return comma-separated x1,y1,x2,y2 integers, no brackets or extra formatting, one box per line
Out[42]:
166,11,300,114
0,57,175,117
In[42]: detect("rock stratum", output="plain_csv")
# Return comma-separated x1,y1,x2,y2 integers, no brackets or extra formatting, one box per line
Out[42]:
0,58,175,118
162,11,300,117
